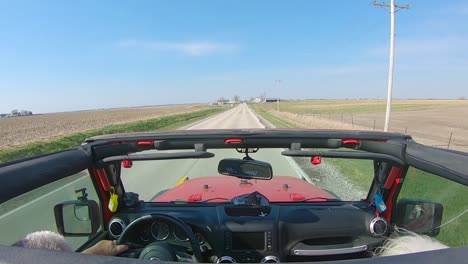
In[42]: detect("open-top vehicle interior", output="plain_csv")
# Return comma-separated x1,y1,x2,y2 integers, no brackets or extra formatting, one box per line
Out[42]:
1,129,468,263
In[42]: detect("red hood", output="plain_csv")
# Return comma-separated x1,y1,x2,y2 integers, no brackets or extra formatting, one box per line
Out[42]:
153,176,334,202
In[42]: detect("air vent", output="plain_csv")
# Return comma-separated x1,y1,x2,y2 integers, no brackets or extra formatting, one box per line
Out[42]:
217,256,236,263
261,256,280,263
224,206,271,217
370,217,387,236
109,218,126,239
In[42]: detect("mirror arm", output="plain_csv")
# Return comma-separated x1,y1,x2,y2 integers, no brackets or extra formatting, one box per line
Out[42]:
243,152,253,160
75,188,89,202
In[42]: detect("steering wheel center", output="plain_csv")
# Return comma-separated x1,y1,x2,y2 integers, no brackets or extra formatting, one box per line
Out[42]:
139,242,176,261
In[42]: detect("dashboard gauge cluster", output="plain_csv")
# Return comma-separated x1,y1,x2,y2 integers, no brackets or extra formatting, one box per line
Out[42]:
151,220,170,240
173,223,190,241
137,220,205,244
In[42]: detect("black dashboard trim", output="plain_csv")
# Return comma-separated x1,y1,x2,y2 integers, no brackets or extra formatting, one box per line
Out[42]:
111,202,384,262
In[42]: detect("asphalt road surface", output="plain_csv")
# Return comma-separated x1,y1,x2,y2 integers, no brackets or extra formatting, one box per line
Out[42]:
0,104,308,249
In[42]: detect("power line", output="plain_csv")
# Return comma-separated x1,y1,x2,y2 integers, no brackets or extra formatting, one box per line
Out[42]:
373,0,409,132
373,1,409,12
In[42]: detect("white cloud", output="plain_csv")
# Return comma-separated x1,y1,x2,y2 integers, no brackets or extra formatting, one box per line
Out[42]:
117,40,239,56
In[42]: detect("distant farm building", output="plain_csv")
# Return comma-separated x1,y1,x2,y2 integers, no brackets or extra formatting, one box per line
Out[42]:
0,110,33,118
213,99,229,106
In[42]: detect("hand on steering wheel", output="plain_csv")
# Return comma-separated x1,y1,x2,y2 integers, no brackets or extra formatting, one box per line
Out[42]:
116,214,204,262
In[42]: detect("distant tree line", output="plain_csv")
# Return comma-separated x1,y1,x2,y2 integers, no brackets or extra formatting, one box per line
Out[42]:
0,109,33,118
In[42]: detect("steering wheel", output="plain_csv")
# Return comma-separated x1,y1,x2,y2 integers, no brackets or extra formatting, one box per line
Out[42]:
117,214,204,262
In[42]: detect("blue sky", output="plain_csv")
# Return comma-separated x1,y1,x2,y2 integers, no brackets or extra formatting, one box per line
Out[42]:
1,0,467,113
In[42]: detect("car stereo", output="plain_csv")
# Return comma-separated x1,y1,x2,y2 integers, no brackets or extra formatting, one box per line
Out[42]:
225,231,273,252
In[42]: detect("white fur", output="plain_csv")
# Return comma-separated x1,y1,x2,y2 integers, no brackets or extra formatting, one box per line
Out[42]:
376,229,448,257
21,231,72,252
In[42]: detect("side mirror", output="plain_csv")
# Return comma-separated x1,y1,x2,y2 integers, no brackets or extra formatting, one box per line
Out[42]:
395,199,443,237
54,200,101,237
218,158,273,180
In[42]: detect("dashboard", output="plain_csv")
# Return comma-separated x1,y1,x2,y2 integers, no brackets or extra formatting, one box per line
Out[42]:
118,219,207,245
108,202,387,262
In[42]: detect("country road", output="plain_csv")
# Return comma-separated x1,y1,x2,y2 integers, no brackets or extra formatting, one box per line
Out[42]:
121,103,309,201
0,104,309,249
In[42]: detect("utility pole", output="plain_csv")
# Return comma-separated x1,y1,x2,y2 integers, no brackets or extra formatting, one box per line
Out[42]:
373,0,409,132
275,80,281,112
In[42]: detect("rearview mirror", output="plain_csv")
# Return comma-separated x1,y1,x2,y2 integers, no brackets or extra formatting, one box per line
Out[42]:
395,199,443,237
218,158,273,180
54,200,101,237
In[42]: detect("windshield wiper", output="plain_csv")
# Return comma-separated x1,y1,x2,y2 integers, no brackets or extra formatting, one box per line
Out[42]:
199,197,231,203
169,198,231,203
170,197,340,203
291,197,341,202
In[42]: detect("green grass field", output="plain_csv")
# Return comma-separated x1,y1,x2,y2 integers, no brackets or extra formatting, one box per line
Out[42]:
254,99,468,114
398,168,468,247
326,158,373,191
253,105,468,247
253,104,375,193
0,107,226,163
251,106,300,128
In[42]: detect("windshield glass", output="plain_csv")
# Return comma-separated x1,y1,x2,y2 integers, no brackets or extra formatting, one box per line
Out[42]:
121,149,374,202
